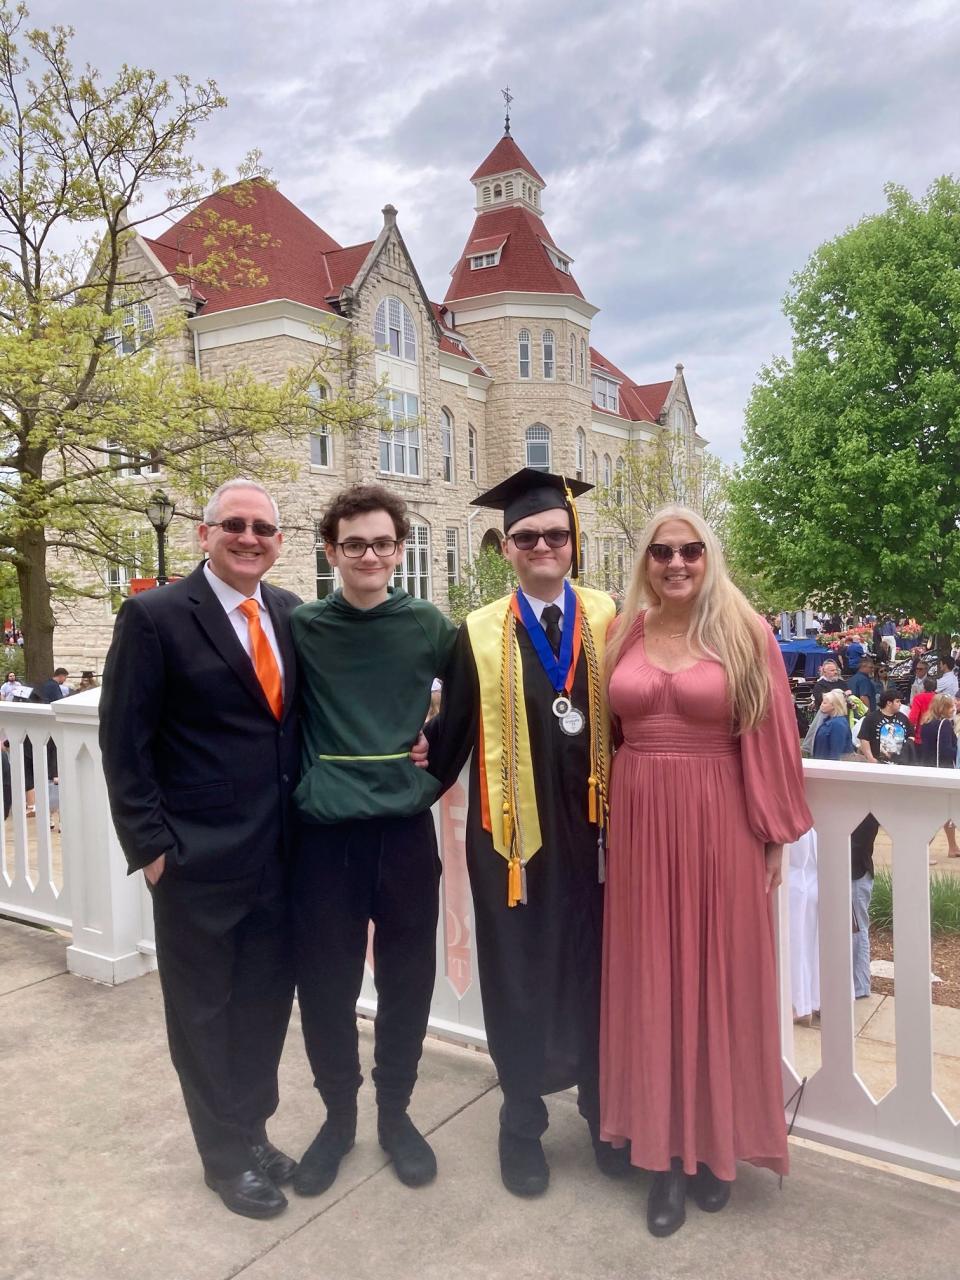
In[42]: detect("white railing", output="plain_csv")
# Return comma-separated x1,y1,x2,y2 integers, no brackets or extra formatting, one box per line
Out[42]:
1,692,957,1178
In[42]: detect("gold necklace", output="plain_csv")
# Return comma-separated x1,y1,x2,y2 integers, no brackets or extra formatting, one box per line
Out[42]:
650,617,688,640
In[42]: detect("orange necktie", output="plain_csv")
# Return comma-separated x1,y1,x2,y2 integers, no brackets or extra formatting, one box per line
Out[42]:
238,597,283,720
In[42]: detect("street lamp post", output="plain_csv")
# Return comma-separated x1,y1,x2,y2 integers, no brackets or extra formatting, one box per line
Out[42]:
146,490,175,587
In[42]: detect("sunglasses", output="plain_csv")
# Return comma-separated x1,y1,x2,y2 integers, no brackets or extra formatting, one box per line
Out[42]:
507,528,571,551
208,518,280,537
647,541,706,564
336,538,401,558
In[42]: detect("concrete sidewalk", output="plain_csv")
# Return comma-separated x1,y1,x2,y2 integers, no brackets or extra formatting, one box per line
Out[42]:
2,918,959,1280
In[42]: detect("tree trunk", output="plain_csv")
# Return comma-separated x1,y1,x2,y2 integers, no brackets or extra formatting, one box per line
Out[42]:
16,528,55,685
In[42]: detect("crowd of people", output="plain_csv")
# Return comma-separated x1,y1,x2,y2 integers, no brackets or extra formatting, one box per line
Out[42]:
95,472,810,1242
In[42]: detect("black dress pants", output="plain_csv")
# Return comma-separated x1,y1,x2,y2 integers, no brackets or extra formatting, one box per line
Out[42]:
149,854,294,1178
500,1078,600,1140
293,810,441,1117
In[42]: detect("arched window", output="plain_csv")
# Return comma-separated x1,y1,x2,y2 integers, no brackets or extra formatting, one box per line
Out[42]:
518,328,531,379
468,425,478,482
482,185,491,204
374,296,417,362
525,423,551,472
440,407,455,483
580,338,586,385
308,381,332,468
109,300,155,355
542,330,555,380
614,456,624,505
533,189,539,207
504,179,514,198
603,453,612,487
493,183,503,200
591,451,597,482
522,183,528,201
579,533,588,575
570,334,576,382
575,429,586,481
674,404,689,433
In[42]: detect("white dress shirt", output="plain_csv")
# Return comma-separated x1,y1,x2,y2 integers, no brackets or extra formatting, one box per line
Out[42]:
521,589,566,634
203,562,285,688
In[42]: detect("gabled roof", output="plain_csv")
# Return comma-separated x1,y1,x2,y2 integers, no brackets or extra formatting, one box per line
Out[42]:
465,233,509,256
431,302,487,365
145,179,344,315
590,347,673,424
445,206,584,303
470,135,545,185
323,242,374,298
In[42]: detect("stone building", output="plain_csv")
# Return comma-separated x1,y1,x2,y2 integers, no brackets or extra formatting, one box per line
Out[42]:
52,130,705,672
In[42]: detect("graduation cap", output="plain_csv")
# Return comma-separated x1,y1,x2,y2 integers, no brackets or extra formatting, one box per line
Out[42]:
472,467,592,579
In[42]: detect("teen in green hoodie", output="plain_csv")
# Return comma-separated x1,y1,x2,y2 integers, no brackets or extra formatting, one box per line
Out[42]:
290,484,456,1199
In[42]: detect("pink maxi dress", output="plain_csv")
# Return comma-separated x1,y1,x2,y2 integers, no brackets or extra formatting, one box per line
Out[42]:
600,614,812,1180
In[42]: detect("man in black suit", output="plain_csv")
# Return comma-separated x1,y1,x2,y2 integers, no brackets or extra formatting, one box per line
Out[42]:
99,478,300,1219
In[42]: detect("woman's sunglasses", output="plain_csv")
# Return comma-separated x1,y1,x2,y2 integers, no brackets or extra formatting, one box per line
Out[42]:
646,541,706,564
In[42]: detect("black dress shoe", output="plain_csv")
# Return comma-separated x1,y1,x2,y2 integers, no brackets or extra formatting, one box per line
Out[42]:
378,1112,437,1187
587,1121,631,1178
647,1168,686,1237
498,1130,549,1197
292,1120,356,1197
689,1163,732,1213
203,1168,287,1219
251,1140,298,1186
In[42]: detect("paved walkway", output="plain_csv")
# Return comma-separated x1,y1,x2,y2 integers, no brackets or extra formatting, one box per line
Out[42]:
2,918,959,1280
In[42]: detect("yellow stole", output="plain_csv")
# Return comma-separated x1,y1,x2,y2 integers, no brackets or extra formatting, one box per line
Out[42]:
466,585,616,905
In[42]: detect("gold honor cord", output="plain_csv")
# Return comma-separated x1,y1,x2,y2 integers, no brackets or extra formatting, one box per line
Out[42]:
562,476,582,580
499,604,527,906
579,606,609,883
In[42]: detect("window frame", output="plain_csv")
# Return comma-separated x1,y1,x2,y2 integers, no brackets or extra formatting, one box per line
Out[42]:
542,329,555,380
518,328,531,379
378,389,422,478
575,428,586,481
393,521,431,600
446,527,460,590
374,296,417,363
441,407,455,483
525,423,551,472
468,425,478,482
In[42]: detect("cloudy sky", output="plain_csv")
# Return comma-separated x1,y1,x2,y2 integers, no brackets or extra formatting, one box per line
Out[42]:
27,0,960,460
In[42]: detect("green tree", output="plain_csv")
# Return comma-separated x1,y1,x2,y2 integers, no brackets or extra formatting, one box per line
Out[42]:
0,5,377,681
447,545,516,623
729,177,960,629
593,433,732,551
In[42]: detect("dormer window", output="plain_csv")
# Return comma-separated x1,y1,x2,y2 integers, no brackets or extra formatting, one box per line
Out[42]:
470,252,499,270
593,373,620,413
542,241,573,275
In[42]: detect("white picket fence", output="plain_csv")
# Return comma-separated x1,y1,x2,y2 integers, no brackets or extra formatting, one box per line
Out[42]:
1,693,958,1178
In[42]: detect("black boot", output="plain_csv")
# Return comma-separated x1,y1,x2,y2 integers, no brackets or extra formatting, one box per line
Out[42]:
292,1112,356,1197
647,1166,686,1238
378,1111,437,1187
689,1162,732,1212
498,1130,549,1196
587,1120,631,1179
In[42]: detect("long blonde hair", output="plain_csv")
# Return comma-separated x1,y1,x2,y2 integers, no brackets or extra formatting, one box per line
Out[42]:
606,505,771,732
922,693,956,725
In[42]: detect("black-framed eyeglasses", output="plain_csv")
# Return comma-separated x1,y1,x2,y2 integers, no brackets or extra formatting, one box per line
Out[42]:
647,541,705,564
208,517,280,537
507,528,571,551
337,538,401,559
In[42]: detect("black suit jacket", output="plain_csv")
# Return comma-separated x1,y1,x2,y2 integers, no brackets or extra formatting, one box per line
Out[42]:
99,562,301,881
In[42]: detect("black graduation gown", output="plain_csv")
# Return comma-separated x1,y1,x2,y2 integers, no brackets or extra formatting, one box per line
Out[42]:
427,621,603,1100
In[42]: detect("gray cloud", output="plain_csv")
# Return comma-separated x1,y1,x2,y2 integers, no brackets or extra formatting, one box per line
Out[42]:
23,0,960,458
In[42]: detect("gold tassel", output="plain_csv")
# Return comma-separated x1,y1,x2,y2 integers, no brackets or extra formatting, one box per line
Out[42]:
588,775,598,824
502,800,513,850
508,856,522,907
562,476,582,580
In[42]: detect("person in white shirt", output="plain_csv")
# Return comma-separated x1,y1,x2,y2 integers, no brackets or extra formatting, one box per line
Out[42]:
936,656,959,698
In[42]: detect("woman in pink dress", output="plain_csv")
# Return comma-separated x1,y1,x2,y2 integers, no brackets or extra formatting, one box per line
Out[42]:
600,506,811,1238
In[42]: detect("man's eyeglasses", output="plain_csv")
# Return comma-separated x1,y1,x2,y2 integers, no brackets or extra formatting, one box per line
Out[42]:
208,518,280,537
647,541,706,564
337,538,401,558
507,528,571,551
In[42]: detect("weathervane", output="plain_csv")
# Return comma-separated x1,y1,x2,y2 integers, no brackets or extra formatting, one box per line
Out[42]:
502,86,513,135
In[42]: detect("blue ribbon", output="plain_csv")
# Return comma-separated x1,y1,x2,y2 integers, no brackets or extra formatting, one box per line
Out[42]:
515,580,577,694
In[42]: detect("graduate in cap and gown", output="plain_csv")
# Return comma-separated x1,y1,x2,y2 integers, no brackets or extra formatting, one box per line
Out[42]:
426,468,629,1196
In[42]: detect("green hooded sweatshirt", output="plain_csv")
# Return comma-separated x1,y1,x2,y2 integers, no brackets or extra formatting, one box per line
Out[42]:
291,587,457,824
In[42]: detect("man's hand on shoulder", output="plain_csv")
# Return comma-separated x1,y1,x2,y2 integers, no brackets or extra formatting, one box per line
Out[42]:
143,853,166,885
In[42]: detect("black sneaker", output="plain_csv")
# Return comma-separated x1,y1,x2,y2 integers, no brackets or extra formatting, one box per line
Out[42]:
377,1112,437,1187
292,1118,356,1197
498,1130,549,1197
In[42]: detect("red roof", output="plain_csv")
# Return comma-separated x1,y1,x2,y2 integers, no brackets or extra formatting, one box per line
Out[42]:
445,206,584,303
470,135,545,186
322,242,374,297
431,302,484,362
590,347,673,423
145,179,344,315
465,233,509,255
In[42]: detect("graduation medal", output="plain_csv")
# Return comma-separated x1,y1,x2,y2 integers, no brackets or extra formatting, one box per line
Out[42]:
516,583,585,735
